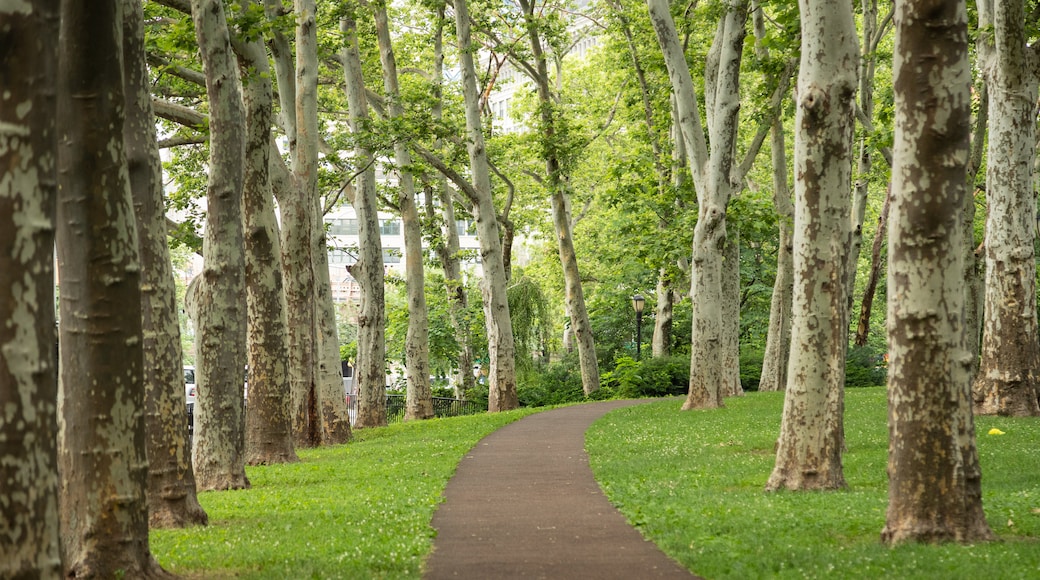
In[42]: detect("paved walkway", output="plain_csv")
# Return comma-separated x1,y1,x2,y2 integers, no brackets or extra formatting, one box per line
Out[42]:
424,400,699,579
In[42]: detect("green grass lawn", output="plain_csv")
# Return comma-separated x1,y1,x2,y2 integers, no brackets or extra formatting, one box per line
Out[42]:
150,408,539,579
586,388,1040,579
151,390,1039,579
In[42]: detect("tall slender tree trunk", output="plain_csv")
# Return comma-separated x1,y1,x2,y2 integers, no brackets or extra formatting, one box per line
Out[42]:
190,0,249,491
519,0,600,395
648,0,748,410
427,5,475,397
882,0,993,543
853,190,890,347
124,0,209,525
373,2,435,420
0,1,63,575
56,2,172,575
721,230,743,396
341,11,389,427
235,1,299,465
454,0,519,411
972,0,1040,417
765,0,857,492
759,119,793,392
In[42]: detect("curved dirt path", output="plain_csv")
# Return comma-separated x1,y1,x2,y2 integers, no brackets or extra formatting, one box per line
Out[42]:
424,400,698,579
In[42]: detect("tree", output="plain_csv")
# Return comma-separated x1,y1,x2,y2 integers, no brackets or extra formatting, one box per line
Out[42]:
341,5,389,427
0,1,63,575
647,0,782,409
372,0,435,420
190,0,250,490
124,0,209,525
765,0,858,491
881,0,993,544
235,0,300,464
56,1,172,575
757,117,793,392
509,0,601,395
972,0,1040,417
453,0,520,411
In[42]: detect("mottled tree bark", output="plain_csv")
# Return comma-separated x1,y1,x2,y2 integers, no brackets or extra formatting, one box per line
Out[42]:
341,10,389,427
124,0,209,525
881,0,993,544
766,0,857,492
454,0,519,411
721,231,743,397
373,2,435,420
972,0,1040,417
190,0,249,491
0,1,63,575
235,0,299,465
647,0,774,410
56,2,172,575
759,119,793,392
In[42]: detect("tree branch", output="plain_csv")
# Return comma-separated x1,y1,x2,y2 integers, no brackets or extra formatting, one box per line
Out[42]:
158,134,207,148
152,97,207,129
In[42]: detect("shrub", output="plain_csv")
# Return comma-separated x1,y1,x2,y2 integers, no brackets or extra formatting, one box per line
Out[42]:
739,348,763,391
601,356,688,399
846,345,886,387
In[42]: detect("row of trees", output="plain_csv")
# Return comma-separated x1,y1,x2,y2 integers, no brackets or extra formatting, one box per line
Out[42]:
3,0,1039,576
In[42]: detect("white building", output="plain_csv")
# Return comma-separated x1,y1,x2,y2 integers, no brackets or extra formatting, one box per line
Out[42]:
323,207,482,303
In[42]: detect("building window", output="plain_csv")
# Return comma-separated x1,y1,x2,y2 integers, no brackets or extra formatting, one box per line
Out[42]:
379,219,400,236
328,248,358,264
456,219,476,236
327,218,358,235
383,248,401,264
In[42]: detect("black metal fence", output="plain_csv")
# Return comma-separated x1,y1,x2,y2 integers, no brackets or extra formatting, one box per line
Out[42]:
349,393,483,425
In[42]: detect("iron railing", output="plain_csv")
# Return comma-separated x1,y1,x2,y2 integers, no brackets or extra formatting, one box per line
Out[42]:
348,394,482,425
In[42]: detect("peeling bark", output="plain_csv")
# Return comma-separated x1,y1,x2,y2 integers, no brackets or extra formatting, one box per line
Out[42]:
124,0,209,525
190,0,250,491
0,1,62,575
882,0,993,544
766,0,857,492
56,1,174,574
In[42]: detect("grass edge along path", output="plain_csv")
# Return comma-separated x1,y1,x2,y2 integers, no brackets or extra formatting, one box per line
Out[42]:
150,407,540,579
586,388,1040,580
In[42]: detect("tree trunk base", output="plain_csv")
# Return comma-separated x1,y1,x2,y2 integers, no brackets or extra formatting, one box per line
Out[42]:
972,376,1040,417
881,520,995,546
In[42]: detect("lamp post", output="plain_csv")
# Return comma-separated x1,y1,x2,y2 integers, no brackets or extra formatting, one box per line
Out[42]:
631,294,645,360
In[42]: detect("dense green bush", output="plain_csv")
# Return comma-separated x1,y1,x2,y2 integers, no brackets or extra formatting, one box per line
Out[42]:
739,348,763,391
846,345,886,387
601,356,688,399
517,353,591,407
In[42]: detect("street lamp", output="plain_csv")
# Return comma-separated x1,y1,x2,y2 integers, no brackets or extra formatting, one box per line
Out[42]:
631,294,645,360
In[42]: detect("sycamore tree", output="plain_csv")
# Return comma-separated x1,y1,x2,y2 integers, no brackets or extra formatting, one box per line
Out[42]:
56,1,172,574
0,1,62,576
882,0,993,544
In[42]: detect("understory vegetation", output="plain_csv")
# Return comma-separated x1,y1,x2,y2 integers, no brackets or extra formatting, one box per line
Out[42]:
587,389,1040,579
151,387,1038,579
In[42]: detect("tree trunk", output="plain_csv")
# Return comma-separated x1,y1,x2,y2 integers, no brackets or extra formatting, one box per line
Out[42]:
651,270,675,358
235,1,299,465
373,3,435,420
766,0,857,492
647,0,748,410
190,0,249,491
972,0,1040,417
341,12,389,427
454,0,519,411
845,0,880,316
721,230,743,396
123,0,209,525
854,189,889,347
314,232,354,442
759,119,793,392
56,2,172,575
882,0,993,543
519,0,600,395
427,7,475,397
0,2,63,575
